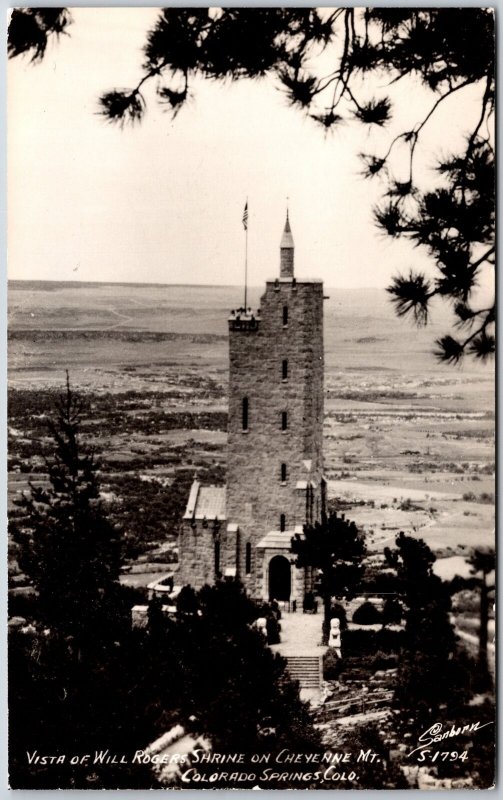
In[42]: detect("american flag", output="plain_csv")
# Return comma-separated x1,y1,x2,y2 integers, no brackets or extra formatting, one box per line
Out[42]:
242,201,248,230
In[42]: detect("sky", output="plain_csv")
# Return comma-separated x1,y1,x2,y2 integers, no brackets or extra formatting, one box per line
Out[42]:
8,7,492,289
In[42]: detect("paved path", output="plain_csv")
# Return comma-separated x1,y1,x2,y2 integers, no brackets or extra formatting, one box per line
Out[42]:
269,613,327,705
271,611,326,657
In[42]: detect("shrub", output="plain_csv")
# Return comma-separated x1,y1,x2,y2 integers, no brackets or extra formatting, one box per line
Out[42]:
353,601,382,625
362,572,399,594
479,492,494,503
362,651,399,671
323,647,343,680
342,628,405,657
120,584,149,606
382,597,403,626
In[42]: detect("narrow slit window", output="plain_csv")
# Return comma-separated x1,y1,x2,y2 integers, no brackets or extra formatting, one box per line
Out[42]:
282,359,288,380
281,411,288,430
214,540,220,576
242,397,249,430
281,463,287,482
245,542,252,575
280,514,286,532
283,306,288,326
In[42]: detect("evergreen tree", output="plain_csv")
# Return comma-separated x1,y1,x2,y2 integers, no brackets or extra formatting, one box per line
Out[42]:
12,373,123,643
8,376,161,788
292,512,366,644
468,546,495,685
385,532,472,725
8,622,162,789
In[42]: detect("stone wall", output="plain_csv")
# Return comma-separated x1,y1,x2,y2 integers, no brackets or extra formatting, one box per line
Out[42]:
177,520,220,589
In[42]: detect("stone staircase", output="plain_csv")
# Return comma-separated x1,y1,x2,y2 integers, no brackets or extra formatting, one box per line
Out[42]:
285,655,322,689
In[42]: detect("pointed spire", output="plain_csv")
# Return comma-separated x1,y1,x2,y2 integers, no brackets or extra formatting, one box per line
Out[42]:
280,210,294,278
281,210,294,248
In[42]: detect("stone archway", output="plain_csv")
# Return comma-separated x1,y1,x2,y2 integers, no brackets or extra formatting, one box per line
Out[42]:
268,555,291,601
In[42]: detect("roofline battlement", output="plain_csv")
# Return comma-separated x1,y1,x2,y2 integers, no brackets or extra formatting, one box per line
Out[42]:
228,314,261,332
266,277,323,285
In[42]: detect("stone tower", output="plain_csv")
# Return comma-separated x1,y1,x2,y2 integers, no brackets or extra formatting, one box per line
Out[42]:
179,214,325,605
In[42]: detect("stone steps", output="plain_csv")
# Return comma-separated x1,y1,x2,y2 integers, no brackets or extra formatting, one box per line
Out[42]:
285,656,322,689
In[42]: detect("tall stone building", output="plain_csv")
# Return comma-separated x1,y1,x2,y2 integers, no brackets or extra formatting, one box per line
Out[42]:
178,215,325,605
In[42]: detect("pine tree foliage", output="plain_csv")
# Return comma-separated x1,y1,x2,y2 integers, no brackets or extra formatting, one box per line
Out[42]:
9,625,162,789
467,546,495,684
292,512,366,643
8,9,494,362
12,373,123,641
8,8,71,61
385,532,473,724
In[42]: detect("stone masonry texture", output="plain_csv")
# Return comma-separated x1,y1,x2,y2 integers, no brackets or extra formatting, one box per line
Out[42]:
179,231,324,602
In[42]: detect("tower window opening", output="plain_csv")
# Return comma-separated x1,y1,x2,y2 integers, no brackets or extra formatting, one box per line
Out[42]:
305,484,314,525
282,359,288,380
321,477,327,522
280,514,286,532
245,542,252,575
214,540,220,577
281,463,287,482
283,305,288,326
281,411,288,430
242,397,249,431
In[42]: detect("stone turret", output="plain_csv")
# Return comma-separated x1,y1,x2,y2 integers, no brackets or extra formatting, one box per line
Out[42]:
280,212,294,278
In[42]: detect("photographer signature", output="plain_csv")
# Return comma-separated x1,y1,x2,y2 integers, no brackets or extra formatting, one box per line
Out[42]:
408,720,493,757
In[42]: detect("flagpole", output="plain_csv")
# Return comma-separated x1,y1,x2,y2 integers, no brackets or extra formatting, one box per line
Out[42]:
243,199,248,310
244,223,248,310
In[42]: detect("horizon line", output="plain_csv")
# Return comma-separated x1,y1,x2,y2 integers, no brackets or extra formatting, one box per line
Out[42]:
8,278,388,291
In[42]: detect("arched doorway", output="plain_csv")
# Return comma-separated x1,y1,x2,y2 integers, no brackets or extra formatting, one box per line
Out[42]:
268,555,291,601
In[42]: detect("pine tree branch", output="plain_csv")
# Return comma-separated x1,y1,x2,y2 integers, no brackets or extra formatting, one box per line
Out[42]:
470,246,495,272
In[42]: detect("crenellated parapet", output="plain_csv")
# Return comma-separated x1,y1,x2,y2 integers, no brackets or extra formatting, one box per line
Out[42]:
228,310,261,332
